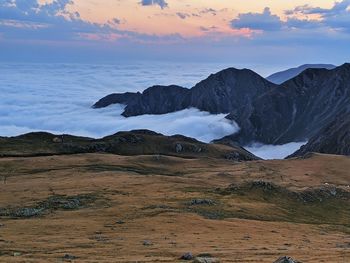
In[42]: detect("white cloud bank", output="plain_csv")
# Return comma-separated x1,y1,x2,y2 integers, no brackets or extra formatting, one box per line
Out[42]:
0,62,238,142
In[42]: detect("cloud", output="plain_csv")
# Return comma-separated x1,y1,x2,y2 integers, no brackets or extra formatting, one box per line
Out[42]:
287,0,350,16
140,0,168,9
231,7,282,31
245,142,307,160
0,0,182,45
176,12,190,20
0,0,114,41
285,0,350,31
199,8,217,16
231,1,350,33
1,1,350,66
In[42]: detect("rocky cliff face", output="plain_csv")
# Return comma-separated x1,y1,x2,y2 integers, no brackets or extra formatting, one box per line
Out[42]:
288,113,350,157
122,85,190,117
231,64,350,144
188,68,275,114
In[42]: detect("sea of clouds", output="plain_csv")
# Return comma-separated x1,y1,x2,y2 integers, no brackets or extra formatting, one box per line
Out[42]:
0,62,304,159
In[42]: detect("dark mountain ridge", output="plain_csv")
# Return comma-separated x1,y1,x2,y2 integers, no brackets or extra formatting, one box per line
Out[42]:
93,68,277,117
93,63,350,156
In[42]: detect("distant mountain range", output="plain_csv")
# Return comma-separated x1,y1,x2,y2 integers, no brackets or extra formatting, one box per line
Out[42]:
266,64,336,84
93,64,350,158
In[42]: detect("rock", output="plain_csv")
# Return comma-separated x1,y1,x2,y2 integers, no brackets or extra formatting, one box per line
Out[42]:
63,254,77,260
143,240,152,246
12,207,44,218
180,252,194,260
224,152,241,161
273,256,300,263
52,137,63,143
116,220,125,224
13,252,22,257
175,143,183,153
193,257,220,263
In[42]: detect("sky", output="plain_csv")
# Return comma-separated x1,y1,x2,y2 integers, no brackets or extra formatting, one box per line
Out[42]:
0,0,350,67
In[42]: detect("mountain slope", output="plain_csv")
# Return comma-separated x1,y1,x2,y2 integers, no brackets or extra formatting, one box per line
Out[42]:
231,64,350,145
288,113,350,158
188,68,275,114
266,64,336,84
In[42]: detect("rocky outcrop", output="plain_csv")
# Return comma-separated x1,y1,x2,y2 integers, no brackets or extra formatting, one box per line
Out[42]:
267,64,336,84
122,85,190,117
93,92,141,108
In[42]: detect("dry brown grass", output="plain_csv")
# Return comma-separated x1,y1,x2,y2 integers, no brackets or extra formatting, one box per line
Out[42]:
0,153,349,262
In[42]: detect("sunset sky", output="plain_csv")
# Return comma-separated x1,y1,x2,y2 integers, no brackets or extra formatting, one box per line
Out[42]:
1,0,350,67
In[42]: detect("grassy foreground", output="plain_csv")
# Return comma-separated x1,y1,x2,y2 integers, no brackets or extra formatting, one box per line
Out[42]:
0,151,349,262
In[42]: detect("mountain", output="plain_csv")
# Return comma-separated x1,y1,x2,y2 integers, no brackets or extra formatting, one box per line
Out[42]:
94,68,277,117
288,112,350,158
266,64,336,84
232,64,350,144
94,63,350,156
0,130,259,161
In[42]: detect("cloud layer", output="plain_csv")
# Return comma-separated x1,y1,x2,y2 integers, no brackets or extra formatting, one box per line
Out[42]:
246,142,307,160
0,62,238,142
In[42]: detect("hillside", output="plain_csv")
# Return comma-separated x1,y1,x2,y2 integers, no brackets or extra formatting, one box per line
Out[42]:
0,130,258,161
0,152,349,262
